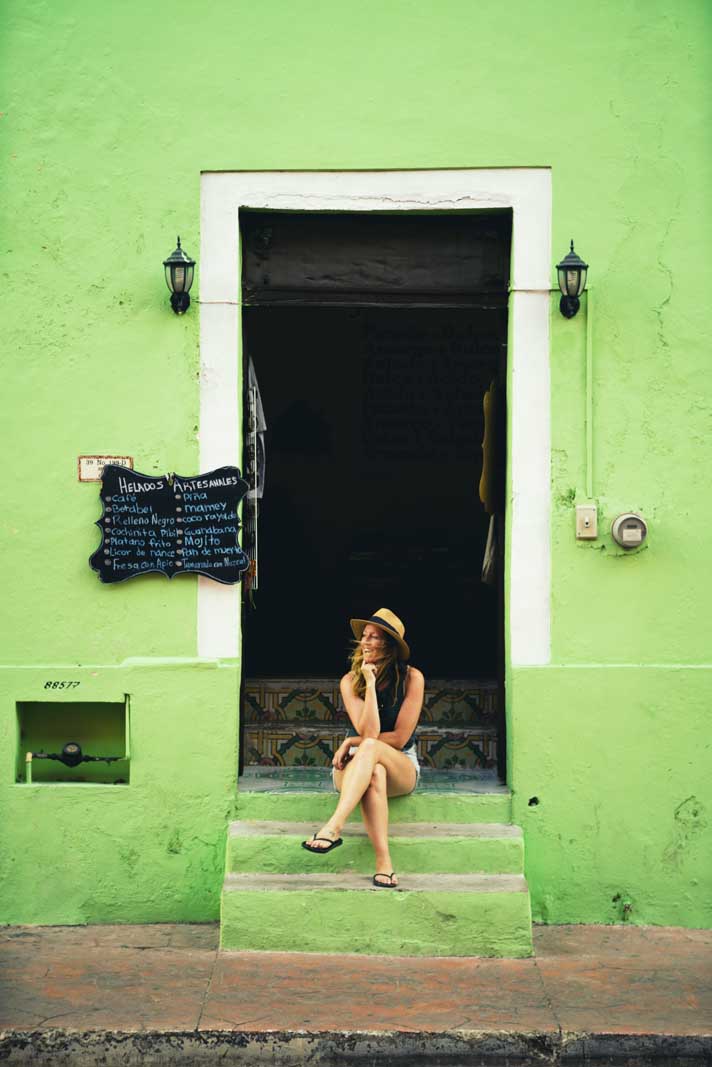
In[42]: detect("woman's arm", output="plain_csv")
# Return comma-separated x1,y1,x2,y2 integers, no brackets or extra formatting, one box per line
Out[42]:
338,667,425,751
339,671,380,738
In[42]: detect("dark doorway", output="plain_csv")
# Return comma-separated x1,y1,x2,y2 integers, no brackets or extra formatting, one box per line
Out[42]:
240,211,510,770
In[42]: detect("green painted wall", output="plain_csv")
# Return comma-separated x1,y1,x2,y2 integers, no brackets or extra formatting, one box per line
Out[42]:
0,665,237,924
510,667,712,927
2,0,711,926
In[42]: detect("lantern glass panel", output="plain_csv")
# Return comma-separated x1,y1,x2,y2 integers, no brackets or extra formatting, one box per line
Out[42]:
557,267,567,296
172,265,186,293
566,269,580,297
164,265,174,292
577,267,587,296
184,264,194,292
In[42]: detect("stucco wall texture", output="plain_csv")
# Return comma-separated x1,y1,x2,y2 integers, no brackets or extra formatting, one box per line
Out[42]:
2,1,711,927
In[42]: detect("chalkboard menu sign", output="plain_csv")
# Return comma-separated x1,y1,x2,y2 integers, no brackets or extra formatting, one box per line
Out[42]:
89,465,250,584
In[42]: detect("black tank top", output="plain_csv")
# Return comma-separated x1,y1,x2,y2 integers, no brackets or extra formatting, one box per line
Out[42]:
347,664,417,750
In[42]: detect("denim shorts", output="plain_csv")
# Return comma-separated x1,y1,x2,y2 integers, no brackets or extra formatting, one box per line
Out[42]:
332,744,420,793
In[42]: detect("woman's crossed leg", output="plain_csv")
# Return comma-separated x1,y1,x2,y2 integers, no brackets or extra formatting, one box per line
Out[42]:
305,738,417,885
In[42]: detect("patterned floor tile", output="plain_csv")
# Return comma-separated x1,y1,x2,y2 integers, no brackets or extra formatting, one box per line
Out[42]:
243,727,337,768
244,678,499,725
420,682,498,725
243,680,343,724
416,729,498,770
243,724,498,769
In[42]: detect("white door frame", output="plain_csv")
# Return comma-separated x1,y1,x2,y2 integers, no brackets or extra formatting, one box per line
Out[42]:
198,168,552,667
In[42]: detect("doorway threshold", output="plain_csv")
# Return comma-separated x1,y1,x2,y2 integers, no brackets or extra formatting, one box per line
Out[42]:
239,766,508,795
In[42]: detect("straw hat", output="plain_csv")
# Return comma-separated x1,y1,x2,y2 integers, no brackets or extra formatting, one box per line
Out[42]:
350,608,410,661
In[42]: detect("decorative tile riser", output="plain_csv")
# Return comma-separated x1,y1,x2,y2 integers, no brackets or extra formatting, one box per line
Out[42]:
227,834,523,875
243,724,497,769
220,883,532,957
244,678,497,726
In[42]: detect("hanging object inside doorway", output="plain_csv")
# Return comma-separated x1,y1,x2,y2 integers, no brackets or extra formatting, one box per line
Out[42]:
244,357,267,593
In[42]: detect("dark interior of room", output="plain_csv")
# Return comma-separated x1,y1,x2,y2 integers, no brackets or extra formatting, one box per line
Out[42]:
242,304,507,678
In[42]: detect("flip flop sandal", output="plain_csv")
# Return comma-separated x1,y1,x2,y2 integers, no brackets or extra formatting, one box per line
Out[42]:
301,832,343,854
372,872,398,888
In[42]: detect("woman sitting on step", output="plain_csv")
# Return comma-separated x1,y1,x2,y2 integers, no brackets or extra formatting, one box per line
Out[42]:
302,608,424,888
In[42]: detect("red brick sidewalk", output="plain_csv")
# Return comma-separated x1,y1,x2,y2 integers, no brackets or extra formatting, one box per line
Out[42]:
1,923,710,1063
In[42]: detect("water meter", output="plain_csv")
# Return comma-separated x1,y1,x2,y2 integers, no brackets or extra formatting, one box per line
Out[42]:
611,513,648,550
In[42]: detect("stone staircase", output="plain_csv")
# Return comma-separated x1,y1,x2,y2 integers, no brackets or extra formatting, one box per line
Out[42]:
220,767,533,958
242,677,499,769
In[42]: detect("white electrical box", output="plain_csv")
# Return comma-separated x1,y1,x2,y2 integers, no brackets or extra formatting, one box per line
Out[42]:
575,505,598,540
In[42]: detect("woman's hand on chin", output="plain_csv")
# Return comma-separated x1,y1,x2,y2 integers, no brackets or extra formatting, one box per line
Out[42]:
361,661,377,686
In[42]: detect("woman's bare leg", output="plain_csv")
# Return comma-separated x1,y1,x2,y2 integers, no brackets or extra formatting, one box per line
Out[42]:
306,738,416,850
360,765,398,885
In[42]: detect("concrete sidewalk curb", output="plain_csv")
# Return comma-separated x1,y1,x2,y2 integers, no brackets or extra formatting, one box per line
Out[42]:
1,1029,711,1066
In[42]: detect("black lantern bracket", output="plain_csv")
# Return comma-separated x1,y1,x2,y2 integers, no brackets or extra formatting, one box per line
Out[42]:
556,240,588,319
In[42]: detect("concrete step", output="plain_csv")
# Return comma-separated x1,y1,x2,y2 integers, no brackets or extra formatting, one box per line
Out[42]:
236,766,512,823
227,820,524,875
220,871,533,957
236,787,512,826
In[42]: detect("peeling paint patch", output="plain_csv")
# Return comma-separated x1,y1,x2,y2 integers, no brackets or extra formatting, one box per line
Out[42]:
555,487,576,508
119,847,140,871
663,796,707,870
167,830,184,855
611,891,634,921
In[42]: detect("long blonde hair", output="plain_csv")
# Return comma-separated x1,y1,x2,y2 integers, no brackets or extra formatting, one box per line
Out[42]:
349,636,404,701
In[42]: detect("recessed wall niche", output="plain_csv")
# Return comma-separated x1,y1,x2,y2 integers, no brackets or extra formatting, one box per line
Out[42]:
16,700,130,784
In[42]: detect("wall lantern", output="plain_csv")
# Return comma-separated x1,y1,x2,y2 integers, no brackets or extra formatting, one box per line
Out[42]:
556,240,588,318
163,236,195,314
